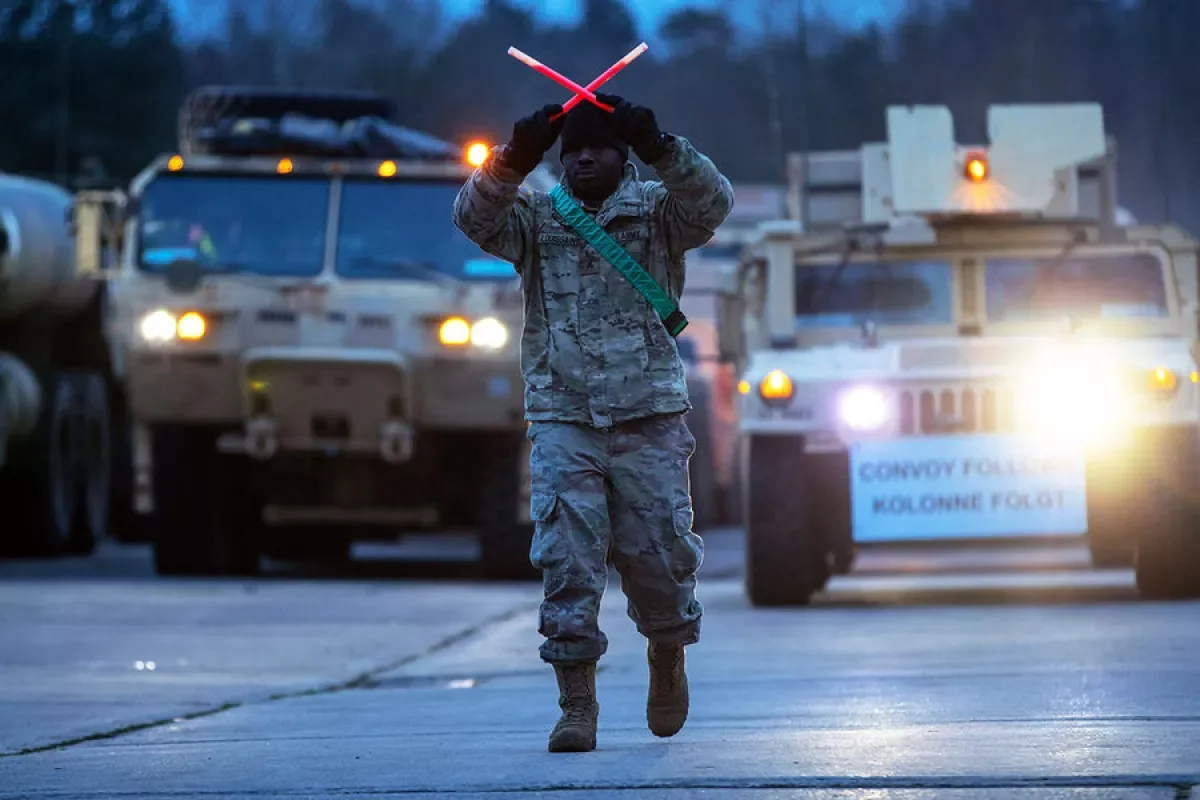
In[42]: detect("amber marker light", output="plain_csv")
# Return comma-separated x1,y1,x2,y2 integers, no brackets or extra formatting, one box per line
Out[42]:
177,312,207,340
964,151,989,182
465,142,490,167
439,317,471,346
759,370,793,401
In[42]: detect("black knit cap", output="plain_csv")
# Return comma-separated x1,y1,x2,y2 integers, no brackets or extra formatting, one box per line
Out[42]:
558,99,629,162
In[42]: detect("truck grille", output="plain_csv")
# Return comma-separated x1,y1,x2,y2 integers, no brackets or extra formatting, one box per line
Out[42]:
897,386,1016,435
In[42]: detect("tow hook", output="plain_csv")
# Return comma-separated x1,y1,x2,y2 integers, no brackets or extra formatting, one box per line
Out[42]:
379,419,414,463
245,416,279,460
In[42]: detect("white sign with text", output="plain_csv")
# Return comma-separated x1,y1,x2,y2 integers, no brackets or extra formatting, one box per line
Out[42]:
849,435,1088,542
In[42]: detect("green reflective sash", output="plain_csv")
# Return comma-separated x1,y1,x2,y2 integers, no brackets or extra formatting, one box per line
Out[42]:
549,184,688,337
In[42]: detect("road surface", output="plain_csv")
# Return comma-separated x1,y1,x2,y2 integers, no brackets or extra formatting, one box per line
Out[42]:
0,530,1197,798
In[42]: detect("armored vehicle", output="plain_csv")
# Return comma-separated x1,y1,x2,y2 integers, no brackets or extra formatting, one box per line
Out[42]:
1,173,124,557
72,86,555,578
717,103,1200,605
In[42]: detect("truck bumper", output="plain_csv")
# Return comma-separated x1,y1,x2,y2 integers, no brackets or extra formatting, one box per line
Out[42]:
125,348,525,436
754,426,1200,548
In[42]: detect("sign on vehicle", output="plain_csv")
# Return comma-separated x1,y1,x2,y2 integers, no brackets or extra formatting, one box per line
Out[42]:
848,435,1088,542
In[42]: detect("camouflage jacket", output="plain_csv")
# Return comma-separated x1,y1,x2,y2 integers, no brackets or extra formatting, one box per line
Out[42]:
452,135,734,427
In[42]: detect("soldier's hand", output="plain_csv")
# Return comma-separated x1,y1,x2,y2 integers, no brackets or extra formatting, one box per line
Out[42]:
596,94,669,164
502,104,566,175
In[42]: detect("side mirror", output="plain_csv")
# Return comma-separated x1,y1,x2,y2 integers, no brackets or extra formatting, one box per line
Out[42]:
70,190,125,278
72,198,106,277
164,258,203,294
715,263,750,364
715,290,744,364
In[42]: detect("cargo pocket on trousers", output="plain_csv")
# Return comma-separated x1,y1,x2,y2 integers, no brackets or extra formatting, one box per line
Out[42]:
529,491,560,570
668,501,704,582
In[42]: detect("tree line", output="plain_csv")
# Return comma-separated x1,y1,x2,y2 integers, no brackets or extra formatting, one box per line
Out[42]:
2,0,1197,233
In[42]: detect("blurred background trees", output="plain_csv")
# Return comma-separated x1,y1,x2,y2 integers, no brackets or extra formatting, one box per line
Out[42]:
2,0,1196,232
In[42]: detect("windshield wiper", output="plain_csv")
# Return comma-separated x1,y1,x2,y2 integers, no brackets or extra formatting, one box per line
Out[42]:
350,256,462,284
809,232,891,312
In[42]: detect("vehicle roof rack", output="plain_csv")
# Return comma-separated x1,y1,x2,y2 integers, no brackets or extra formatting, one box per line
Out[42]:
177,86,460,161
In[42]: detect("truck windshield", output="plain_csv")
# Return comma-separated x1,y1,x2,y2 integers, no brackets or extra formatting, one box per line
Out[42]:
335,178,514,281
794,260,954,328
138,173,331,277
984,254,1169,322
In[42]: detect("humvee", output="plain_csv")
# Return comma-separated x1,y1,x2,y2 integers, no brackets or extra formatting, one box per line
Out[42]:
72,86,556,578
717,103,1200,605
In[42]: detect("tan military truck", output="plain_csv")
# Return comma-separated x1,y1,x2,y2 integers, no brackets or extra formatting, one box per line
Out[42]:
72,86,556,578
717,103,1200,605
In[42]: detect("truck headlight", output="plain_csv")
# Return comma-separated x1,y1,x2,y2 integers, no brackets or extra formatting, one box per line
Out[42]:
470,317,508,350
1015,351,1129,446
439,316,509,349
839,385,888,431
139,309,177,342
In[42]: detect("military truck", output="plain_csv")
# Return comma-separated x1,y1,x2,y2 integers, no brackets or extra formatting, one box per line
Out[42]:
1,172,125,557
71,86,556,579
717,103,1200,605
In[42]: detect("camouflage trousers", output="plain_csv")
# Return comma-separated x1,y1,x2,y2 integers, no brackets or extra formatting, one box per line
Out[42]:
527,413,704,664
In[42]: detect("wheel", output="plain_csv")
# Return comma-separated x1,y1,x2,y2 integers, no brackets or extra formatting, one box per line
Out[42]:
1134,468,1200,600
743,435,835,607
477,431,539,581
1084,454,1136,568
811,451,855,576
5,372,78,556
67,372,111,555
1135,517,1200,600
150,425,261,576
685,380,718,531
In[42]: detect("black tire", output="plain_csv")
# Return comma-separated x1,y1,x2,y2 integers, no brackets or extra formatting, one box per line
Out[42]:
686,380,718,531
1136,525,1200,600
6,373,78,556
744,435,833,607
478,431,539,581
150,425,261,576
1133,453,1200,600
67,372,110,555
1084,454,1137,568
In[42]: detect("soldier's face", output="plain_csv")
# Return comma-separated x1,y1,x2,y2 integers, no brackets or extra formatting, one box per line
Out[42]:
563,145,625,203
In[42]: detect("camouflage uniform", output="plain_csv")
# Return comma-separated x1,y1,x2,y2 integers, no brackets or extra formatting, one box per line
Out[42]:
452,134,733,663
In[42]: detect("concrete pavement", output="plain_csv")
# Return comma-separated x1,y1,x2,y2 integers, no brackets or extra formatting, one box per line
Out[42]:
1,532,1198,798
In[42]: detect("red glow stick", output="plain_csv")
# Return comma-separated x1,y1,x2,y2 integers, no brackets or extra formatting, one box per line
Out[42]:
507,47,614,113
555,42,648,119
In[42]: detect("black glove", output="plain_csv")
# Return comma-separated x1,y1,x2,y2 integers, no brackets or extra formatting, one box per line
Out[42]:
501,103,565,175
595,94,670,164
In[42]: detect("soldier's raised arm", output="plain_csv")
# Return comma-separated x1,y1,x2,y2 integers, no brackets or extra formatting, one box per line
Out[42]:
596,94,734,261
452,104,566,272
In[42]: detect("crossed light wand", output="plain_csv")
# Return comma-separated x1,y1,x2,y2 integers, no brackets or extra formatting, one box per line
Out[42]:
507,42,649,120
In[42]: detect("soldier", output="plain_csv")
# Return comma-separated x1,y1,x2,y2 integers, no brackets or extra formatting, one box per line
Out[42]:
452,94,733,752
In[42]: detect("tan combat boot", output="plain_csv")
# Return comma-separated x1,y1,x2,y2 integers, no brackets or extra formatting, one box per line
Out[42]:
646,642,688,737
548,661,599,752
